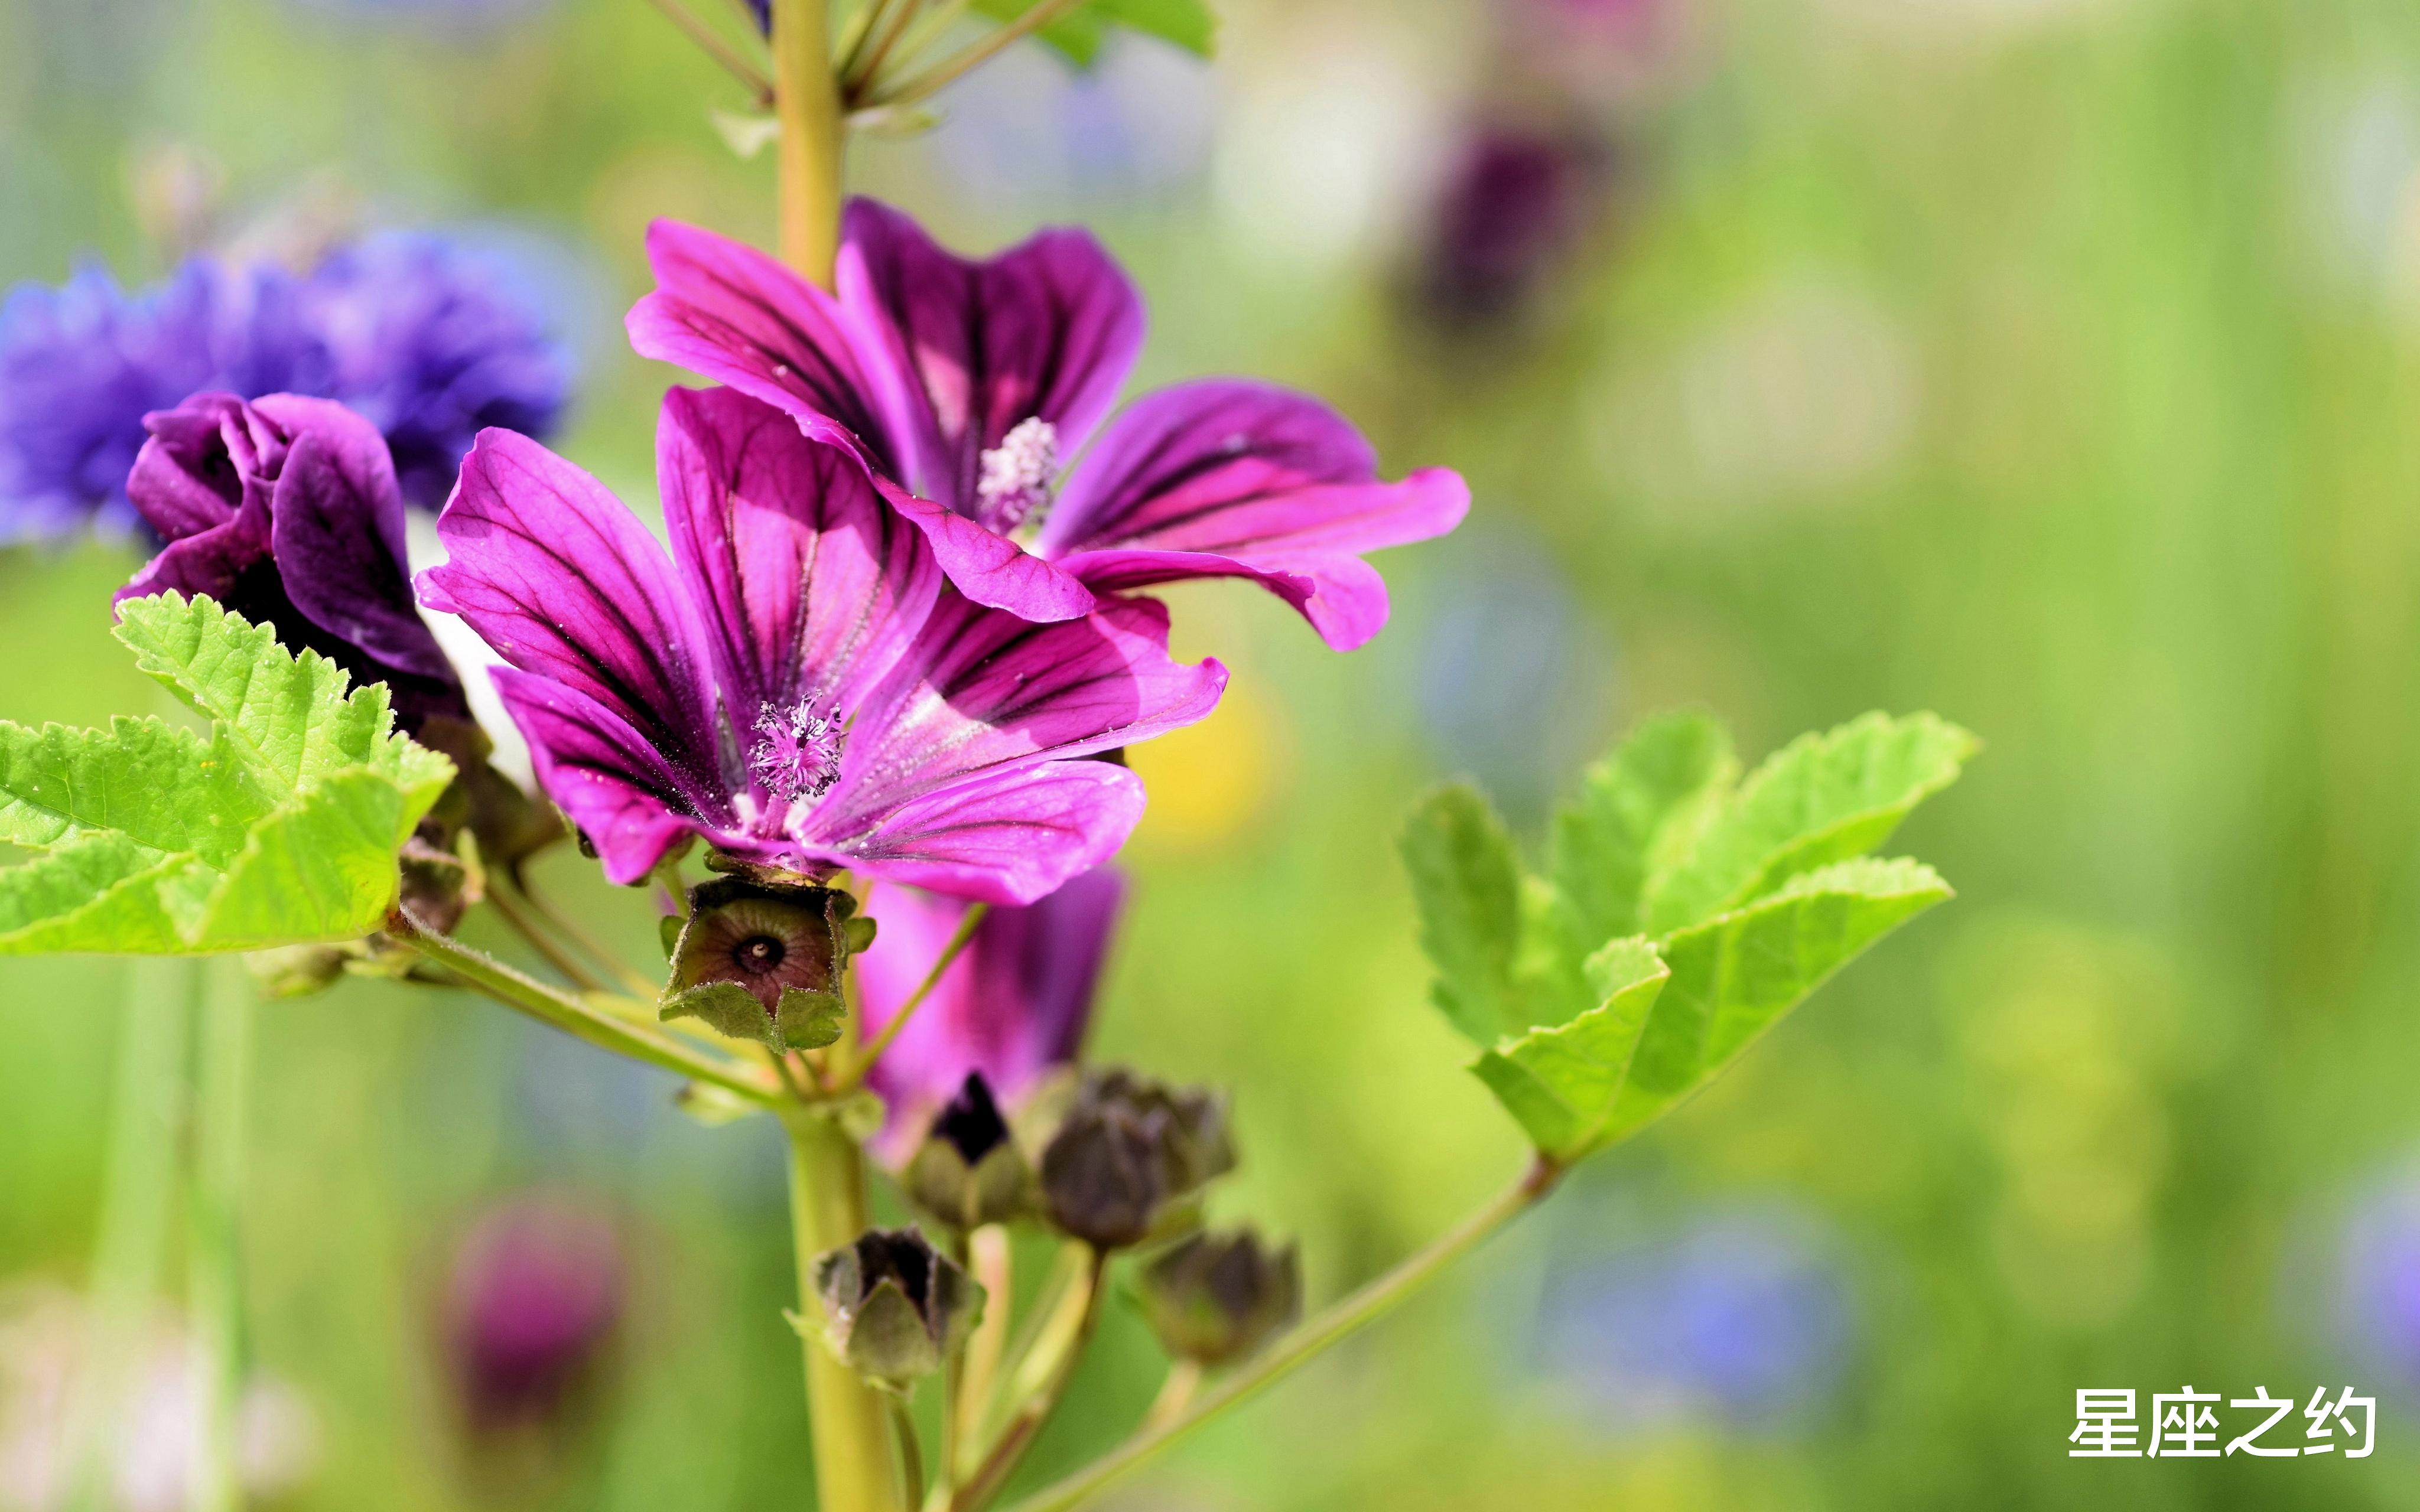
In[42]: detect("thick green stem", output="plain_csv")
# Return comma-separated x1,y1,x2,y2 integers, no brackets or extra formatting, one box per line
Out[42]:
187,960,251,1512
68,959,196,1512
997,1158,1563,1512
774,0,846,286
786,1112,909,1512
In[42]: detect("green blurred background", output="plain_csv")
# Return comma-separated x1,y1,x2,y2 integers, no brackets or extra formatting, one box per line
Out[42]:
7,0,2420,1505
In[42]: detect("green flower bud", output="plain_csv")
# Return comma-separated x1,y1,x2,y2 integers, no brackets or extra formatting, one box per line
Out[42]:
659,877,867,1051
1136,1227,1300,1367
810,1227,984,1389
1037,1068,1236,1250
903,1073,1034,1231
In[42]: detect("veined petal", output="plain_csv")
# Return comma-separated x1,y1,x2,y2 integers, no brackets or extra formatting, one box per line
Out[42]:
837,198,1143,513
626,220,901,475
418,428,726,792
658,386,941,721
1040,379,1469,649
489,667,733,885
802,761,1147,905
879,483,1097,623
830,594,1225,820
255,395,456,685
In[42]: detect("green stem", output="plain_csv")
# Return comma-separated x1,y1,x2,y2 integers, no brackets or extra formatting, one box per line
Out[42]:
841,901,986,1088
864,0,1084,109
388,904,779,1105
508,875,663,999
646,0,775,103
843,0,924,99
997,1158,1563,1512
187,960,251,1512
67,959,196,1512
786,1112,909,1512
890,1392,928,1508
774,0,847,286
953,1249,1105,1512
484,882,605,993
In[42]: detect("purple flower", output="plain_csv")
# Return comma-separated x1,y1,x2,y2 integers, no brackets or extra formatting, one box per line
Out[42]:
295,232,572,509
418,387,1226,902
115,392,469,734
626,199,1469,650
443,1194,623,1432
857,866,1122,1156
2334,1174,2420,1393
1420,123,1607,327
0,260,316,542
0,236,568,540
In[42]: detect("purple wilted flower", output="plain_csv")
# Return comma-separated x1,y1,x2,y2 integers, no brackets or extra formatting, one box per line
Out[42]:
115,392,470,734
626,198,1468,650
0,260,315,542
856,866,1122,1156
418,387,1225,901
443,1194,624,1432
295,232,571,509
1531,1211,1853,1431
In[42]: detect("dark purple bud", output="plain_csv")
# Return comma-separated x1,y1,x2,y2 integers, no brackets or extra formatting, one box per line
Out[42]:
811,1227,984,1387
115,390,469,735
1419,123,1608,328
1037,1068,1235,1250
904,1073,1035,1230
444,1195,624,1433
1137,1226,1301,1367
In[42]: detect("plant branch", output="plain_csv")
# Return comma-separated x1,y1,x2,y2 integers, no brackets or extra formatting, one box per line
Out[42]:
388,904,780,1105
890,1392,928,1508
507,875,665,999
864,0,1085,109
775,0,848,285
841,901,987,1087
954,1247,1107,1512
843,0,925,99
1139,1360,1200,1435
997,1156,1564,1512
186,961,251,1512
484,882,605,993
952,1224,1013,1480
788,1112,911,1512
645,0,776,105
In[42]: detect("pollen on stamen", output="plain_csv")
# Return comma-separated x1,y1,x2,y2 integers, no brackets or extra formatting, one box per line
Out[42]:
976,416,1061,534
749,699,846,805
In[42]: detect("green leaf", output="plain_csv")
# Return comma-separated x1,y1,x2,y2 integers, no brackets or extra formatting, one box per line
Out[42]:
0,595,455,955
1470,938,1670,1159
1640,712,1976,936
1605,857,1953,1143
1547,712,1737,948
971,0,1215,66
1400,783,1523,1044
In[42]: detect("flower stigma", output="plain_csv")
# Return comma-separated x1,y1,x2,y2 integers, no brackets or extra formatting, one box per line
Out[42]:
976,416,1060,535
750,699,847,805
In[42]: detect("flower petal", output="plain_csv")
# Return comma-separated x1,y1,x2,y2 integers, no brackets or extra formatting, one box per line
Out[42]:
877,483,1097,623
657,386,941,722
255,394,457,686
626,220,902,475
828,593,1225,820
806,761,1147,905
489,667,735,885
1041,380,1469,650
837,198,1143,513
418,428,726,793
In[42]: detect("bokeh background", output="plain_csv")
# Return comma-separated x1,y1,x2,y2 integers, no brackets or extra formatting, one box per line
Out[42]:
6,0,2420,1506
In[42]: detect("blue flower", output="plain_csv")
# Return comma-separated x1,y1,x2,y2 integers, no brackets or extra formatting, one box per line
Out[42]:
2334,1174,2420,1393
0,233,571,541
1530,1210,1854,1431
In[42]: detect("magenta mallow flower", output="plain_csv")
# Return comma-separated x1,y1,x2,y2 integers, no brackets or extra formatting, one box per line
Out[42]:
857,866,1123,1158
626,198,1469,650
443,1194,623,1433
419,388,1225,902
115,392,469,734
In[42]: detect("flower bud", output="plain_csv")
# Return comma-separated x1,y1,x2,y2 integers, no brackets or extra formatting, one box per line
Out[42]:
810,1227,984,1389
1037,1068,1235,1250
1136,1227,1301,1367
903,1073,1035,1231
443,1194,624,1435
659,877,868,1051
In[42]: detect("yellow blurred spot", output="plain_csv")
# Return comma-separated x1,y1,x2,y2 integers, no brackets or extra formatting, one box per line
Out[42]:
1126,679,1291,854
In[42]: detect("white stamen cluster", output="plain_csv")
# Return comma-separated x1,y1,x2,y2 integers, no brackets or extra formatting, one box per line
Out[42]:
975,416,1061,533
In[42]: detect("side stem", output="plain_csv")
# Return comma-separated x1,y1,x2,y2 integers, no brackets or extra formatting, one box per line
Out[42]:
996,1157,1563,1512
787,1112,910,1512
187,960,252,1512
774,0,847,286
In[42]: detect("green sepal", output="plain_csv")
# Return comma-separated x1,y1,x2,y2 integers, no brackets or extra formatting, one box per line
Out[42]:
776,988,846,1051
660,981,781,1048
658,913,684,958
841,914,877,956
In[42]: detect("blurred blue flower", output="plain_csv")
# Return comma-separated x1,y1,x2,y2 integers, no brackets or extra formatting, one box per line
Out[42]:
0,234,571,542
2334,1174,2420,1393
1531,1210,1853,1432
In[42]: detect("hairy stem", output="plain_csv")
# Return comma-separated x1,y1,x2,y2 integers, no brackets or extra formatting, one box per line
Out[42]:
774,0,847,286
388,904,779,1104
997,1158,1563,1512
842,901,987,1087
787,1112,909,1512
187,961,251,1512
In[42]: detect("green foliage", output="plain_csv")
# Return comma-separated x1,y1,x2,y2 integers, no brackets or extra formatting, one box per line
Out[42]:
972,0,1216,67
1403,712,1970,1161
0,595,454,955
